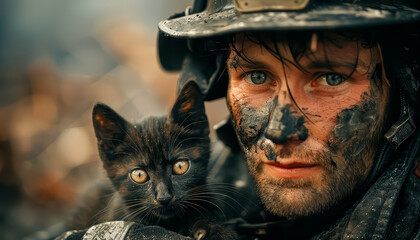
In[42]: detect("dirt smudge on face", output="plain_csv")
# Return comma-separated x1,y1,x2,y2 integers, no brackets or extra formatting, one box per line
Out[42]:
265,104,308,144
259,141,277,161
328,89,384,175
238,102,272,149
332,91,378,143
228,97,273,151
229,55,240,71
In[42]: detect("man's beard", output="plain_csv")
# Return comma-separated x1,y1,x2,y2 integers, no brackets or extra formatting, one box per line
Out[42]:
245,135,378,219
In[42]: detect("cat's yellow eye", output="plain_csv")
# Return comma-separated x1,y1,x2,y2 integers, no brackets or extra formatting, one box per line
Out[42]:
173,160,189,175
130,169,149,183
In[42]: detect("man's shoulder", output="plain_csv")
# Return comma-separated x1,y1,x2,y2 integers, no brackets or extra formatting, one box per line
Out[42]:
386,174,420,240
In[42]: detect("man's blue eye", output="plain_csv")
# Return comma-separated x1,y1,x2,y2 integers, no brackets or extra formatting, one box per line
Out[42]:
322,73,346,86
245,71,267,85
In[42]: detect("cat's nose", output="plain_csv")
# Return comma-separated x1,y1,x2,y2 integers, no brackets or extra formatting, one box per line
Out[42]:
156,195,173,206
155,182,173,206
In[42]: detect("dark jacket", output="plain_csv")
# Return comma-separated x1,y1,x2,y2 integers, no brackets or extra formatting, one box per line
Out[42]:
207,120,420,240
53,122,420,240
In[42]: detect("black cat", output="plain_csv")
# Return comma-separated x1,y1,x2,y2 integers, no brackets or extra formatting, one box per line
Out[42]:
67,81,236,239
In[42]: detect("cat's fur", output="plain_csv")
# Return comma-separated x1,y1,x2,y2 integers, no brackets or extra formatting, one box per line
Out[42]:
67,81,236,239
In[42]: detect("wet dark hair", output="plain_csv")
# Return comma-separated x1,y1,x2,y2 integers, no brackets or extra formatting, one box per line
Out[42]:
231,30,375,66
228,29,383,84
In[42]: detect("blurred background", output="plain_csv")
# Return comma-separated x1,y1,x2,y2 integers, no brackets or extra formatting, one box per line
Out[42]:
0,0,228,239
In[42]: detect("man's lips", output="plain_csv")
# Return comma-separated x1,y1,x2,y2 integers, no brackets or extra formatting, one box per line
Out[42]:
263,162,321,179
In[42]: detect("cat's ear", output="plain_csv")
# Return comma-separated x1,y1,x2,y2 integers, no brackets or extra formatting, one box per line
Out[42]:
92,103,129,152
169,81,209,136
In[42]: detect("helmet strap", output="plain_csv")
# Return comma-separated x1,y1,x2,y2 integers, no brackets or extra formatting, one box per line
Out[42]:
384,88,416,149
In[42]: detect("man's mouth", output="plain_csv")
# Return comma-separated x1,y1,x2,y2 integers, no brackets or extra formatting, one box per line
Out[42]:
263,161,321,179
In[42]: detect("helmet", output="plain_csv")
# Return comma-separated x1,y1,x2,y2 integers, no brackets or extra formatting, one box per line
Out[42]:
159,0,420,38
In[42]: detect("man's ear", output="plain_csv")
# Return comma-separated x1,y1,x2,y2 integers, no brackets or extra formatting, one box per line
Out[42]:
92,103,129,153
169,81,209,136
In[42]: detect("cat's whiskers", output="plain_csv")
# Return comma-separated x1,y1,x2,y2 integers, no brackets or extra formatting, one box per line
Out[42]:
189,185,239,198
189,192,238,211
124,198,150,203
121,198,152,220
187,183,257,215
186,197,226,219
178,203,187,217
193,183,258,206
122,204,150,222
100,197,140,220
133,206,151,222
184,200,208,216
85,192,125,225
125,208,148,222
190,187,241,202
143,207,156,225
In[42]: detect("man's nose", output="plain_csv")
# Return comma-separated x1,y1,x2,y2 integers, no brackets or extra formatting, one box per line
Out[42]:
264,94,308,144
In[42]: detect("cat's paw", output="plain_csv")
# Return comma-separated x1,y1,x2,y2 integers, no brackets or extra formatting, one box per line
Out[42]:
191,219,237,240
193,228,207,240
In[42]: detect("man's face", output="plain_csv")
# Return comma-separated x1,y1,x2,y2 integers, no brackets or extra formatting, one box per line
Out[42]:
226,32,389,218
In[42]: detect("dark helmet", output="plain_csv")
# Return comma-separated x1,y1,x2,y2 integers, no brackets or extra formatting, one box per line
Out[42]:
159,0,420,38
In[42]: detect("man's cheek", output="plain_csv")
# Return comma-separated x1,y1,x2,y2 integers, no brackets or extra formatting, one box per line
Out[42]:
331,91,380,145
332,92,379,143
228,95,273,150
328,90,383,168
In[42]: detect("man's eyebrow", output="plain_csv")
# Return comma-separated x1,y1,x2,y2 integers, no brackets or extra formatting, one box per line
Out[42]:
228,57,270,70
306,59,369,72
227,55,370,73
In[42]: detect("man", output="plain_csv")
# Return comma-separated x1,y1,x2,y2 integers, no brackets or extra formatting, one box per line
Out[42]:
56,0,420,239
158,0,420,238
226,30,389,218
